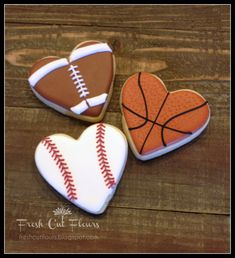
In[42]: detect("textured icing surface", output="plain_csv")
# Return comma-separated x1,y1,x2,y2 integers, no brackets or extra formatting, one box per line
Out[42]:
121,72,210,156
28,41,114,118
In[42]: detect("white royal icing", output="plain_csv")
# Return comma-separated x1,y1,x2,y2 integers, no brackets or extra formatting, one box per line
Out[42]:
69,43,112,63
70,93,108,115
28,58,69,87
70,100,89,115
34,123,128,214
28,43,112,88
68,64,89,98
86,93,108,107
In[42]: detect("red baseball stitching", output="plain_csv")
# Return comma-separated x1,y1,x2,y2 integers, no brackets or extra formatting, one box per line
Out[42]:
96,124,116,188
41,137,78,200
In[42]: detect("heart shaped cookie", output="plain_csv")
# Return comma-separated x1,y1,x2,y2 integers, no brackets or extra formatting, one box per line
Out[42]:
121,72,210,160
35,123,128,214
28,41,115,122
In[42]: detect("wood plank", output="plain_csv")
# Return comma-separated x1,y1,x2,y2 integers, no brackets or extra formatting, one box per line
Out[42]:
5,203,230,253
5,5,231,253
5,78,229,115
5,107,230,215
5,5,230,31
5,24,230,81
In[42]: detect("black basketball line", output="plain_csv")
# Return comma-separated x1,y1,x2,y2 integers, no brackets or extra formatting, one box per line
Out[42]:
126,72,149,130
123,72,180,133
122,103,192,135
139,92,170,154
161,101,208,146
122,74,208,154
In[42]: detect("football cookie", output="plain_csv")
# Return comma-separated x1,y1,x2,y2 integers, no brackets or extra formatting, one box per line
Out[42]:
121,72,210,161
35,123,128,215
28,40,115,122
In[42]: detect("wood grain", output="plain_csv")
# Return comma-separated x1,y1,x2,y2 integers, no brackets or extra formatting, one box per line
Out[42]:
5,5,230,31
5,204,230,253
5,78,230,115
5,24,230,80
5,107,230,214
5,4,230,253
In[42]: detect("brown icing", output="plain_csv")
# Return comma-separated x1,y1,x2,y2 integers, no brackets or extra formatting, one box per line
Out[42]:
29,41,114,117
30,57,60,75
71,52,113,116
82,105,103,116
34,65,81,109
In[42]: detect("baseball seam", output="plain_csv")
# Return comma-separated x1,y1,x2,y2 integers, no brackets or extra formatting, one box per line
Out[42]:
41,137,78,200
96,124,116,188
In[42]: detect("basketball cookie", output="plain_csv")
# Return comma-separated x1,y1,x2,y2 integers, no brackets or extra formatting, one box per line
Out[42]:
35,123,128,215
28,40,115,122
121,72,210,161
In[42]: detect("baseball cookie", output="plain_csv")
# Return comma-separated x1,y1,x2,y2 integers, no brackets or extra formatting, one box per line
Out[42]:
35,123,128,215
28,40,115,122
121,72,210,161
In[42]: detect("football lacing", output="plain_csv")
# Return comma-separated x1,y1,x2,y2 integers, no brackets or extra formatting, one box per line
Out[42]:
68,64,89,98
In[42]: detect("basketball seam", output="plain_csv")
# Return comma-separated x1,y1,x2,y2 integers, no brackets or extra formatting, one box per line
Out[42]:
161,101,208,146
122,103,192,135
122,74,209,154
139,92,170,154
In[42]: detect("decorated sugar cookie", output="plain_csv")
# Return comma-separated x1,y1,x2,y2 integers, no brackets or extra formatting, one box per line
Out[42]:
35,123,128,214
121,72,210,161
28,41,115,122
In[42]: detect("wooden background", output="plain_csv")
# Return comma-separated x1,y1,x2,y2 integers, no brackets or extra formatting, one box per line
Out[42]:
5,5,230,253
